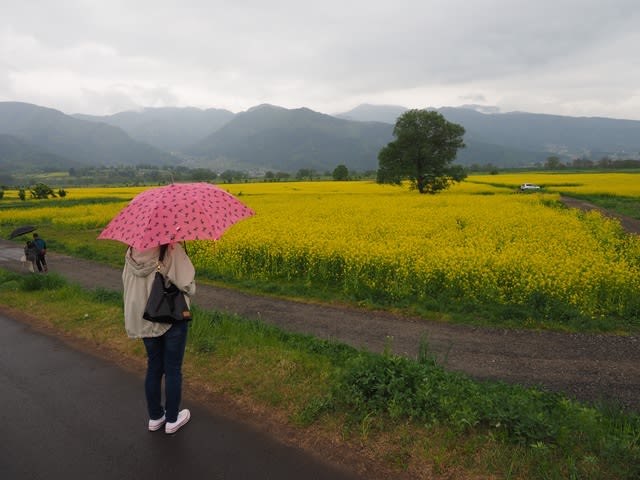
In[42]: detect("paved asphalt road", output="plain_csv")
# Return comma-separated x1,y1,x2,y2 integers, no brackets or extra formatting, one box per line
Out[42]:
0,312,360,480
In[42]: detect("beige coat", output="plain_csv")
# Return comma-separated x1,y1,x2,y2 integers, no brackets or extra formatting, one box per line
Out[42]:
122,243,196,339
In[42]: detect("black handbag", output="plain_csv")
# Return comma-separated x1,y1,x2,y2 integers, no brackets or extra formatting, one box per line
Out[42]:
143,246,192,323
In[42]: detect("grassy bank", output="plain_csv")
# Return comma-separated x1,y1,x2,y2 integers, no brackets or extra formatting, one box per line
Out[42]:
1,269,638,479
560,193,640,220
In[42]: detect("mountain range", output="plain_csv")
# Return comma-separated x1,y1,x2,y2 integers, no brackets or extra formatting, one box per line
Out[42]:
186,105,393,172
1,100,640,179
0,102,175,172
74,106,235,153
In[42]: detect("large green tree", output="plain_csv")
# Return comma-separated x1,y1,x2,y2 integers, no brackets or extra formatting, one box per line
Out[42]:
377,109,466,194
332,164,349,181
30,183,57,199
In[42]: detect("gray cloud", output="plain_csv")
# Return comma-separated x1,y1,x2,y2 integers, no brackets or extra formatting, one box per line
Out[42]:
1,0,639,119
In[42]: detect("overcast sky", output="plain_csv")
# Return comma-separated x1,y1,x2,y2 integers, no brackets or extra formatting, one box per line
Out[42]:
2,0,639,120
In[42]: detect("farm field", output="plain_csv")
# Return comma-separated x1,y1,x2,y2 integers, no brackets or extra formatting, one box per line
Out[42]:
1,172,639,333
470,171,640,197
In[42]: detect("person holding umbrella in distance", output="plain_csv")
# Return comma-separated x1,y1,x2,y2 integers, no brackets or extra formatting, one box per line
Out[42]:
23,240,39,272
98,183,255,434
32,232,48,272
7,226,44,273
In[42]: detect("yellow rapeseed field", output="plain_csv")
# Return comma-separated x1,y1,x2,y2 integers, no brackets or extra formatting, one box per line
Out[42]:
193,176,640,324
469,172,640,197
2,174,639,327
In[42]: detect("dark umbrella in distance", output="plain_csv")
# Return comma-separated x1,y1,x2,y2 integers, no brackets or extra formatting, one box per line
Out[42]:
9,225,37,239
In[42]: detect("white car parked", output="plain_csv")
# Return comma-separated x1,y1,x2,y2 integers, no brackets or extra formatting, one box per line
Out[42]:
519,183,541,191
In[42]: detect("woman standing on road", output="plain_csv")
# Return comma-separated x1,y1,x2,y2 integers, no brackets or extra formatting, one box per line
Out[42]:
122,242,196,434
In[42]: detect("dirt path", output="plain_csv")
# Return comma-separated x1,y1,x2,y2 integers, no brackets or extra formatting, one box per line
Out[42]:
559,195,640,232
1,197,639,414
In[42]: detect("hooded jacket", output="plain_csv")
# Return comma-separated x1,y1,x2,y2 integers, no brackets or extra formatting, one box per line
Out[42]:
122,243,196,339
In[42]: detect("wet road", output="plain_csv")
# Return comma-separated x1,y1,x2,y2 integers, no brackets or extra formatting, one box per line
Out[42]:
0,313,359,480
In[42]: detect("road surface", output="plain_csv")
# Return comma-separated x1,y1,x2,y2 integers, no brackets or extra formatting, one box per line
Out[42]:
0,312,361,480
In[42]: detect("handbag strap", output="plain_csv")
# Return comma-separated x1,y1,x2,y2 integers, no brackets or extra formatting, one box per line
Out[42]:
158,244,169,263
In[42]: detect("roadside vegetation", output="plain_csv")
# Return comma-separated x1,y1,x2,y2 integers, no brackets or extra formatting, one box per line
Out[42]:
0,270,637,479
559,194,640,221
1,171,640,478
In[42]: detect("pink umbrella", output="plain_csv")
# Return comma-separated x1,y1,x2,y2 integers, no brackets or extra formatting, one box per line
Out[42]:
97,183,255,250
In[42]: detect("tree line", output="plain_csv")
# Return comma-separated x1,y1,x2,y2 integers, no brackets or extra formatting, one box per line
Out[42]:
543,156,640,170
0,164,376,196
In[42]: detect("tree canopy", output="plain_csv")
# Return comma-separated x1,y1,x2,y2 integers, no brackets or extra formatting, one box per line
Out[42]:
332,164,349,181
30,183,57,199
376,109,466,194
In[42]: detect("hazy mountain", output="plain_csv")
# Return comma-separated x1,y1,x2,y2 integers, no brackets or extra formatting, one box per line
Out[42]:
455,138,547,167
337,104,640,162
335,103,408,124
334,104,549,166
188,104,394,172
457,104,501,114
0,134,82,172
437,107,640,158
74,107,235,152
3,100,640,176
0,102,177,168
336,103,501,123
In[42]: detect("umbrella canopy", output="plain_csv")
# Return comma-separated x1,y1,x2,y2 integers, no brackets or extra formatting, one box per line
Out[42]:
9,225,37,239
97,183,255,250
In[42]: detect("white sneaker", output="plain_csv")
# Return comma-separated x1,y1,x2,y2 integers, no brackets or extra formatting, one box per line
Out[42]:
165,409,190,434
148,414,166,431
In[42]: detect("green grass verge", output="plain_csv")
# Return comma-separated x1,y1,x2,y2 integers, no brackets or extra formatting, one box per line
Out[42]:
1,268,638,479
559,193,640,220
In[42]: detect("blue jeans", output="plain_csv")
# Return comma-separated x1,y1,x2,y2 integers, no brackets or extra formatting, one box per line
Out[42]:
142,322,189,423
